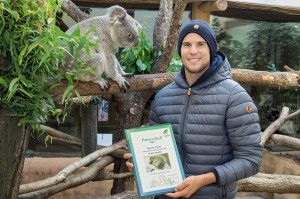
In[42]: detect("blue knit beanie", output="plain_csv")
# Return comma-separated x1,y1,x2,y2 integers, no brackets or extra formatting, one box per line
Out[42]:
177,20,217,64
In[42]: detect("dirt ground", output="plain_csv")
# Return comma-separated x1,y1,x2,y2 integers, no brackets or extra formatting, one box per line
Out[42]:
21,151,300,199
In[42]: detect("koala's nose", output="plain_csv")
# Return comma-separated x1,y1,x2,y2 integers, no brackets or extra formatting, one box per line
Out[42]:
133,36,139,46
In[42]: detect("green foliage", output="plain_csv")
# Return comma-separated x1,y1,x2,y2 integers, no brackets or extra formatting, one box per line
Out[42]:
245,22,300,71
167,51,182,72
118,30,155,74
212,18,246,68
0,0,96,131
267,64,278,72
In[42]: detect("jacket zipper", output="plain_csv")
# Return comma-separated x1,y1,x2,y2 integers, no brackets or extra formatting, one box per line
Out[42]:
180,87,192,171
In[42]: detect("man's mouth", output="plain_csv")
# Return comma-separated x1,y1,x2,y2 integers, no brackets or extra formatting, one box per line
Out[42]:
188,58,200,63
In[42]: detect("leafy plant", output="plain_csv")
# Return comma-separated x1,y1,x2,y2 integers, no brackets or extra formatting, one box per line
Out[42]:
245,22,300,71
167,51,182,72
118,30,155,74
212,18,246,69
0,0,96,131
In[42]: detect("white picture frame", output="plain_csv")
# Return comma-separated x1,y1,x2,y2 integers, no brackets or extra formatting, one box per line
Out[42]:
125,124,185,197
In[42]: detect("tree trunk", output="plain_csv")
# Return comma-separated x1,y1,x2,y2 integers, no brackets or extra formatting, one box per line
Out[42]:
153,0,173,54
152,0,188,73
110,91,153,194
80,103,97,164
0,109,30,199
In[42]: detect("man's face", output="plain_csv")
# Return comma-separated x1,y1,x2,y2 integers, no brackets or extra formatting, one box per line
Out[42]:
180,33,210,75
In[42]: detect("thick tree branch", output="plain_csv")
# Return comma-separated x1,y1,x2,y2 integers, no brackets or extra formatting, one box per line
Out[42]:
95,172,300,198
51,70,300,102
266,134,300,151
152,0,189,73
232,68,300,89
238,173,300,193
61,0,89,21
261,107,300,144
19,140,126,194
153,0,173,54
18,156,115,199
41,125,81,144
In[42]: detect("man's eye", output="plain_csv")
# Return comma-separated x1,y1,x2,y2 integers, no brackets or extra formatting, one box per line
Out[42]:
182,43,191,47
198,42,206,46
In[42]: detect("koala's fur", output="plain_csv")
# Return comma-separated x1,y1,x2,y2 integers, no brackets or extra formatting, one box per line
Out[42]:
63,5,141,91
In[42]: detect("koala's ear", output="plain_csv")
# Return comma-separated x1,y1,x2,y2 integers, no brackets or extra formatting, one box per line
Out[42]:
134,19,142,29
108,5,126,24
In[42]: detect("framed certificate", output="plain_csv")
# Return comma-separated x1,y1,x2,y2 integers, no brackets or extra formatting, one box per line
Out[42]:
125,124,185,198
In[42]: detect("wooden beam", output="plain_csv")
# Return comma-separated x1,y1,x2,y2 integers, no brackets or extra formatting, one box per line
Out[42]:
192,2,210,23
71,0,211,10
198,0,228,11
227,0,300,16
191,0,227,24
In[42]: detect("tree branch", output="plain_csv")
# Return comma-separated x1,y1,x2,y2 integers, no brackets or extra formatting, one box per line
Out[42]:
238,173,300,193
152,0,189,73
50,69,300,102
41,125,81,144
61,0,89,22
261,107,300,144
18,156,114,199
266,134,300,151
19,140,126,194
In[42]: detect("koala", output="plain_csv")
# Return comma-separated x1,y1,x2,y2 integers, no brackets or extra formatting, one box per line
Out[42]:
147,155,171,172
63,5,141,91
150,156,165,170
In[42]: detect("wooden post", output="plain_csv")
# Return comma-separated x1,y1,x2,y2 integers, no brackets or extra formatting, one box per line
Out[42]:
191,0,228,24
0,109,29,199
80,103,97,162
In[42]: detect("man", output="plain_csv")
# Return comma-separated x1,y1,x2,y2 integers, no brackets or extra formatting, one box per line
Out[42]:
125,20,263,199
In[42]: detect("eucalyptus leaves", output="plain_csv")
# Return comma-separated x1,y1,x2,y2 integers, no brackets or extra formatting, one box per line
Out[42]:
0,0,96,131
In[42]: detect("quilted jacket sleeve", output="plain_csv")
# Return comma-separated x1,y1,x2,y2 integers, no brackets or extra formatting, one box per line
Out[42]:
149,99,160,125
214,84,263,186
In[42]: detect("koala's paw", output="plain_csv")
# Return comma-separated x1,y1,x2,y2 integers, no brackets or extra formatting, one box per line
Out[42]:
122,73,134,78
119,79,130,93
93,79,109,91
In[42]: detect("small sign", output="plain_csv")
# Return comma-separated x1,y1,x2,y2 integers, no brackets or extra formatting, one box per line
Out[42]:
125,124,185,197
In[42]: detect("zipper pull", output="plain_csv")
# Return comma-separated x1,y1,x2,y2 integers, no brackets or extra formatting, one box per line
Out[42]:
188,88,191,96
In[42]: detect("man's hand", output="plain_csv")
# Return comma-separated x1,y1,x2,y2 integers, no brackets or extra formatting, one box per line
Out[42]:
165,172,216,198
123,153,134,171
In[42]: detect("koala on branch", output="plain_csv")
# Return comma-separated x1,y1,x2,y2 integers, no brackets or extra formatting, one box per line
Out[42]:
62,5,141,92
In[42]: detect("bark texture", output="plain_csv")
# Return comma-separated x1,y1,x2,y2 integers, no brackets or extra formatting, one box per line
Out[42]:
0,109,29,199
51,70,300,102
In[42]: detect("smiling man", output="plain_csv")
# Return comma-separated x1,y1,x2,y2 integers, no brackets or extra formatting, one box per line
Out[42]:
125,20,263,199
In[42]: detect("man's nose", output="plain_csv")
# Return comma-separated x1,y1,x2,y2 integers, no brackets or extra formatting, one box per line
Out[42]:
190,45,198,53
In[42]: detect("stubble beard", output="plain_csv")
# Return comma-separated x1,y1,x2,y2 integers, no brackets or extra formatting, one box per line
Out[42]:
185,61,210,74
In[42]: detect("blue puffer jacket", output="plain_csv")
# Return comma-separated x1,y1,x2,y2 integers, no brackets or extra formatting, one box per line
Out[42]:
150,52,263,199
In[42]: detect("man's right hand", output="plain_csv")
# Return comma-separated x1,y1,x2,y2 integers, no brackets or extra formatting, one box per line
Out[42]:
123,153,134,171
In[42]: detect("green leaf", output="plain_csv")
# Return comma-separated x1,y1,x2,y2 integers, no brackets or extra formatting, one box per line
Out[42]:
9,77,19,92
54,26,72,39
136,59,147,71
61,85,74,104
71,26,81,37
75,90,85,104
0,78,8,89
19,44,28,65
85,26,96,36
47,18,54,25
78,36,86,51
